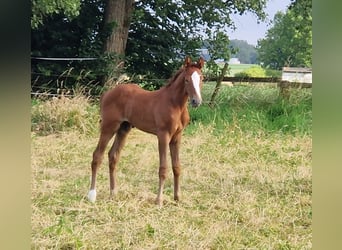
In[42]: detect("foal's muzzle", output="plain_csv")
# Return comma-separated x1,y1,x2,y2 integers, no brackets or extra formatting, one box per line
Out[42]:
191,97,202,107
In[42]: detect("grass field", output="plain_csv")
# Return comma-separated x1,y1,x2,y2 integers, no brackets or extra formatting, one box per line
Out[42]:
227,64,255,76
31,84,312,249
211,63,281,77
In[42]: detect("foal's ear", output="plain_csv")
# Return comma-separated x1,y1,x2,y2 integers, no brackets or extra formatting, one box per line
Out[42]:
184,56,192,67
197,57,205,69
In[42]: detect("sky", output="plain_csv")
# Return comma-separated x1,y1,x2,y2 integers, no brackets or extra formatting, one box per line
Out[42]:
227,0,292,46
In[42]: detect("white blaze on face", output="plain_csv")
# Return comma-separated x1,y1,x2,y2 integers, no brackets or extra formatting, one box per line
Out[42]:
191,71,202,100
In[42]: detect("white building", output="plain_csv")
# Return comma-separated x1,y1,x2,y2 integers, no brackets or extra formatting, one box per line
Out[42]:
228,57,241,64
281,67,312,83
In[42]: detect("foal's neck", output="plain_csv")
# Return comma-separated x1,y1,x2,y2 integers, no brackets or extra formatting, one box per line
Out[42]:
168,71,188,108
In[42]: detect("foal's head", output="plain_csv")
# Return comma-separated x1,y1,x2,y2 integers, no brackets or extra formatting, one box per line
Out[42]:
183,56,205,107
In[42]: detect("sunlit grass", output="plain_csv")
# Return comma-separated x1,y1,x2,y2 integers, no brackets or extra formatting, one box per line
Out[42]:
31,127,311,249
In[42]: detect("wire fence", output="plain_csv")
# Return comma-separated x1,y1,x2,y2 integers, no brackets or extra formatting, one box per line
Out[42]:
31,57,98,61
31,57,312,100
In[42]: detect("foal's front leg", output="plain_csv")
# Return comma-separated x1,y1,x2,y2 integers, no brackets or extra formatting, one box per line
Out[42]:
156,133,170,206
170,133,182,202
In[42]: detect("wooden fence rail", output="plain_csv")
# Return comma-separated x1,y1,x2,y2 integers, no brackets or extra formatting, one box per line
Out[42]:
207,76,282,83
206,76,312,99
207,76,312,86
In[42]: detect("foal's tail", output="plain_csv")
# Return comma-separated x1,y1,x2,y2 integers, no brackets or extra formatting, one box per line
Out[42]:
98,92,106,125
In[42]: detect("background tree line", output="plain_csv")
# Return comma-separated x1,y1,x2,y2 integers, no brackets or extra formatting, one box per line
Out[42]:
31,0,311,92
230,39,259,64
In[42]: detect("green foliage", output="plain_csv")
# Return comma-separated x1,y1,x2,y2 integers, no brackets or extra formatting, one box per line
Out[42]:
257,0,312,69
31,0,81,29
31,0,114,89
126,0,203,78
204,31,233,79
206,31,232,62
31,66,107,97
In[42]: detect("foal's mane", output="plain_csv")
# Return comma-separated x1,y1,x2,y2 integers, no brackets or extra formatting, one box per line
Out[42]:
165,62,201,88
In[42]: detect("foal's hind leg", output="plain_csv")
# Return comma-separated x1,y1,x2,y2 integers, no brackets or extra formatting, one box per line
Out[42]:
88,123,120,203
108,122,132,197
156,132,171,206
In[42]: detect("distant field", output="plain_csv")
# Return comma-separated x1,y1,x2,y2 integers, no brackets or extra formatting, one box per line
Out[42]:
31,84,312,249
208,63,281,78
212,62,257,76
227,63,256,76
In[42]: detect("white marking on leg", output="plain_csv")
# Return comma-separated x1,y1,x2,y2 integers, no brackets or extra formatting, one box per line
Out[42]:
87,189,97,203
110,189,117,197
191,71,202,100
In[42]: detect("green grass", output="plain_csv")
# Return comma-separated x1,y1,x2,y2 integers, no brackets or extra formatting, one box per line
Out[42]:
203,63,255,77
189,83,312,136
31,84,312,249
228,64,256,76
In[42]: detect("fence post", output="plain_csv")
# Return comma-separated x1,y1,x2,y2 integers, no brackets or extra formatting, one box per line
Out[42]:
278,80,291,99
209,62,229,107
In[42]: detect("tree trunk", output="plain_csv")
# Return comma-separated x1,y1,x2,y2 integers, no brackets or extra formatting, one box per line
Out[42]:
103,0,134,80
209,62,229,107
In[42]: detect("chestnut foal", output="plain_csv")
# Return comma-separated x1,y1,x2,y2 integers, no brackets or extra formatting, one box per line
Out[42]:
88,56,204,206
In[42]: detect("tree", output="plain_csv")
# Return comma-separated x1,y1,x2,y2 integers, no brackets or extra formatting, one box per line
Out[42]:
257,0,312,69
31,0,269,86
102,0,134,76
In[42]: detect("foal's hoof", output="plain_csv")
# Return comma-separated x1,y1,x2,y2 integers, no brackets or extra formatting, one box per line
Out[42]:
87,189,97,203
155,198,163,207
110,189,117,198
109,190,116,200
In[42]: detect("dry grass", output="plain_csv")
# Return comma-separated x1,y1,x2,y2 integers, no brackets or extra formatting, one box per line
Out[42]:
31,95,99,136
31,124,312,249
